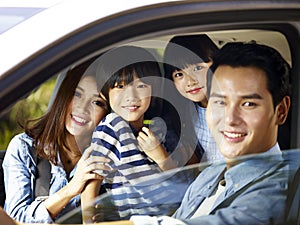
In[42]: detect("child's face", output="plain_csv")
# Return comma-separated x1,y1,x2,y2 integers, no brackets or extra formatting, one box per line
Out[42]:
172,62,211,106
109,75,152,124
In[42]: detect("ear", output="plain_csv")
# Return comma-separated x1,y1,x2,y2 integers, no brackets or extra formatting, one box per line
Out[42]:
275,96,291,125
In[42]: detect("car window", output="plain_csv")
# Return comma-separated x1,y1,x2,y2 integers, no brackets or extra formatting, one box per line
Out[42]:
0,77,56,150
0,2,299,223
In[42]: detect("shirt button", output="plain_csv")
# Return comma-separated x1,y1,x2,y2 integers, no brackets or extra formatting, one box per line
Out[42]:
234,183,239,188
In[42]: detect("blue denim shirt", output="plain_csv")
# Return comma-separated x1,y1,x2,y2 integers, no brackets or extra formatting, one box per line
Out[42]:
173,144,290,225
131,144,295,225
3,133,80,223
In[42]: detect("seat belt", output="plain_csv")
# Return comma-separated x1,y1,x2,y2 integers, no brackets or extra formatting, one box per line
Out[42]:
35,157,51,197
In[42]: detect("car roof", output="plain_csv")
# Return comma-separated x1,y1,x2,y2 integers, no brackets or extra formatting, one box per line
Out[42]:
0,0,179,76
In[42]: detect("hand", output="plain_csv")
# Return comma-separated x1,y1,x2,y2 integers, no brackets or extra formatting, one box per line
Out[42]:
137,127,168,163
66,146,111,197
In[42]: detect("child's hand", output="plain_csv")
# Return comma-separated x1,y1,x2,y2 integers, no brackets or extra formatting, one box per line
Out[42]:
137,127,168,163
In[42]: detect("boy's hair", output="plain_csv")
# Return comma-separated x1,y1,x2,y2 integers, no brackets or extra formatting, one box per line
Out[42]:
95,46,162,101
163,34,219,81
207,41,291,107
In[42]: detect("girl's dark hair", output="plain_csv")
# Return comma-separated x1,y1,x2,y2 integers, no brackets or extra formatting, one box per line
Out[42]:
95,45,162,100
163,34,219,81
161,35,219,162
95,46,162,116
207,41,291,107
23,57,98,164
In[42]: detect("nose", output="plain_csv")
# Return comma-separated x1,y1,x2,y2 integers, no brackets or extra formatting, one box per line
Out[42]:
73,97,91,114
224,104,241,126
186,74,198,87
125,86,139,103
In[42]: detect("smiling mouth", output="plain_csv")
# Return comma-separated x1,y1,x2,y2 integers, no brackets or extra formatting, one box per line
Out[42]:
186,87,203,94
223,131,247,138
72,115,87,124
122,105,140,111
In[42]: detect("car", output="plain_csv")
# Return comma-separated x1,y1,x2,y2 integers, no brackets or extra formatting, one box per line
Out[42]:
0,0,299,224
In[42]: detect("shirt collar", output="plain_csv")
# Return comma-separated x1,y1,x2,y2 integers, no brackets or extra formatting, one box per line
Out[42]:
224,143,282,191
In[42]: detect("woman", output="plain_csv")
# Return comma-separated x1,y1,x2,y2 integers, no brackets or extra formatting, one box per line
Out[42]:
3,58,110,223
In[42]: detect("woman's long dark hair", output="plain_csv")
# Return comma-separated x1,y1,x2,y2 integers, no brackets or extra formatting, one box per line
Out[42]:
22,58,98,164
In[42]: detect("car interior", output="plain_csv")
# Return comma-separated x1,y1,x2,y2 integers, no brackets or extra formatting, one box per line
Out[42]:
0,23,299,224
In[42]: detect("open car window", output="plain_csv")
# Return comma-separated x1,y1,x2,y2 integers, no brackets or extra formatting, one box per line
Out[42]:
0,1,299,224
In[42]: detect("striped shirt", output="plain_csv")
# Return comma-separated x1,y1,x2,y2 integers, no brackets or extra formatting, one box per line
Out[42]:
89,113,193,219
90,113,161,187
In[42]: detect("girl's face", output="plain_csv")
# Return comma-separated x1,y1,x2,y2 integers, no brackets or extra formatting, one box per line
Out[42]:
108,74,152,126
172,61,211,107
66,75,108,137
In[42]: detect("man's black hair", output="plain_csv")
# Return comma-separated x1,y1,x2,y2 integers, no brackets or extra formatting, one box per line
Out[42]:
207,41,291,107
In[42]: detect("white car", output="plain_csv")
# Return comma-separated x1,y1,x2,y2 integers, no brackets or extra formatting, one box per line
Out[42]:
0,0,299,224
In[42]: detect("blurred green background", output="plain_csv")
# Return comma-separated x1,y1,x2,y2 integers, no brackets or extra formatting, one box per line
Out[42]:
0,78,56,150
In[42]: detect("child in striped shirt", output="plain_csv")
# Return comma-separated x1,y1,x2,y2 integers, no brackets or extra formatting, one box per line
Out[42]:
81,46,193,222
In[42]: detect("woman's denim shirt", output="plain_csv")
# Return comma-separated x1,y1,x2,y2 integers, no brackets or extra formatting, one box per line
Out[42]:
3,133,80,223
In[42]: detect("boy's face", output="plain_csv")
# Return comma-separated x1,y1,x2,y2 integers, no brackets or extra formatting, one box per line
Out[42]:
109,75,151,124
206,65,283,160
172,62,211,106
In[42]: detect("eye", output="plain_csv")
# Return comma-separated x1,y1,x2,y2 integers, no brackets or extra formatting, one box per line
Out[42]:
213,99,226,106
92,97,108,109
74,90,81,98
193,65,203,71
173,71,183,79
137,83,149,88
114,83,126,89
243,101,257,107
93,100,107,108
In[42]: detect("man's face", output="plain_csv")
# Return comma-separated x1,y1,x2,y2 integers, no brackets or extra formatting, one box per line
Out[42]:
206,65,280,160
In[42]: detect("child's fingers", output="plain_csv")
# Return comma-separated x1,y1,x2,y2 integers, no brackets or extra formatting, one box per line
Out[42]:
141,126,152,135
138,131,147,140
87,162,112,173
85,155,111,165
137,136,146,147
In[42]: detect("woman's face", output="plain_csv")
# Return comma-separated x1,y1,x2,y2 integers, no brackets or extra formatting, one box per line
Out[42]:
66,75,108,137
172,61,211,107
